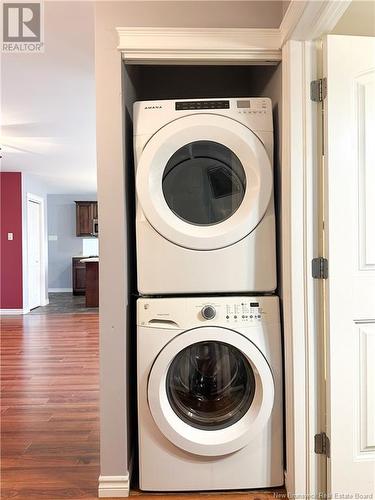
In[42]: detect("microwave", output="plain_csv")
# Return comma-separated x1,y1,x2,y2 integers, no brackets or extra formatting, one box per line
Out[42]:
92,218,99,237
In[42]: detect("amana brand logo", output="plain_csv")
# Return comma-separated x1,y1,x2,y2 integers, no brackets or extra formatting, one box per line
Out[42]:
144,105,162,109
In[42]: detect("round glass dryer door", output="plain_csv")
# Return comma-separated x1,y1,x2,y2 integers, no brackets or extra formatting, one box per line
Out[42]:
162,141,246,227
136,114,273,251
147,327,274,457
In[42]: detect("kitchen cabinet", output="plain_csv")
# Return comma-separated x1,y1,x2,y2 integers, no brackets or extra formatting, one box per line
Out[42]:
72,257,86,295
75,201,98,237
82,259,99,307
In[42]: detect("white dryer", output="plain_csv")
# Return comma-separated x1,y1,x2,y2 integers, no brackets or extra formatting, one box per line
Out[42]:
133,98,276,295
137,296,283,491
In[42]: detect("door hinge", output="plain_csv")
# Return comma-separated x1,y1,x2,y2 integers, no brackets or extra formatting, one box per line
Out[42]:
314,432,330,457
312,257,328,279
311,78,327,102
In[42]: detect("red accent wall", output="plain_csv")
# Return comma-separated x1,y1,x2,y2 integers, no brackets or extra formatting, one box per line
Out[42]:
0,172,23,309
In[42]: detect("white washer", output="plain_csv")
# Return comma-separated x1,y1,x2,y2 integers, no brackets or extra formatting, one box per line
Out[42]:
137,296,283,491
134,97,276,295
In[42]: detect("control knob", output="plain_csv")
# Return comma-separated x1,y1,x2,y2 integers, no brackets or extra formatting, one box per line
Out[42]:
201,305,216,320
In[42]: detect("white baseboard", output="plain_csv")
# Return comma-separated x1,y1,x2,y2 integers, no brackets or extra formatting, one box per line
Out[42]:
48,288,73,293
0,308,29,315
98,474,130,498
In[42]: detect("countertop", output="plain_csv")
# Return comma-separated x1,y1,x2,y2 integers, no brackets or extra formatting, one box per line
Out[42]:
72,255,97,259
80,257,99,263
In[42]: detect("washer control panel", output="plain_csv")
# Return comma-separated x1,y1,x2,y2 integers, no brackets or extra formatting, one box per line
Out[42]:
201,305,217,320
224,301,262,322
137,296,279,329
193,299,266,325
198,301,263,323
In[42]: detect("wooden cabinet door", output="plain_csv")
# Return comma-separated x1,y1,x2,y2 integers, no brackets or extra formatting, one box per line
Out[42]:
76,202,92,236
75,201,97,236
75,265,86,292
91,202,98,220
72,258,86,294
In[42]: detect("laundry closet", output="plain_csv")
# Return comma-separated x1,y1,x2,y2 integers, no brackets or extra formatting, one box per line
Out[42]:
123,63,283,291
122,62,285,492
96,2,375,496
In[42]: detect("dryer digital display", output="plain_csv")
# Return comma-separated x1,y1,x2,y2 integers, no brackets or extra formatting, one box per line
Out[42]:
176,100,230,110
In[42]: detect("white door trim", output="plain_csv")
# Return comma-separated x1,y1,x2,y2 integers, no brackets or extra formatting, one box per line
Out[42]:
287,1,351,42
26,193,47,311
282,39,321,496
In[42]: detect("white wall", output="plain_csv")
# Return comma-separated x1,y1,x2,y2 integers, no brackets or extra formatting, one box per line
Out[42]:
99,1,283,29
22,174,49,310
332,0,375,36
47,194,97,291
95,3,129,484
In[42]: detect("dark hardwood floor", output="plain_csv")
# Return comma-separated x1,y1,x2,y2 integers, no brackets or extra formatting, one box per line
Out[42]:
1,313,284,500
1,313,100,499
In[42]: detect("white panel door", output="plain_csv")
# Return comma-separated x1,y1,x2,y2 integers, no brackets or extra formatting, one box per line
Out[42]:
324,35,375,495
28,200,42,310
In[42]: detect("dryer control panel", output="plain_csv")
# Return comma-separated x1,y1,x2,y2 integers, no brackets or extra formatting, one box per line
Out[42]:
175,100,230,111
137,296,279,329
133,97,273,138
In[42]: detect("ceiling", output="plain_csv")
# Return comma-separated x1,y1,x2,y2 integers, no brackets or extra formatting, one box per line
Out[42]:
1,0,287,194
1,2,96,194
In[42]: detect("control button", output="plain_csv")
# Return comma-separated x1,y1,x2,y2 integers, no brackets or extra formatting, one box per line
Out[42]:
201,305,216,320
226,315,229,319
234,315,237,319
250,315,253,318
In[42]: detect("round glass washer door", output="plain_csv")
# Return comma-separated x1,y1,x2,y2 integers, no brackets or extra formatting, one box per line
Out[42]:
136,114,273,251
147,327,275,457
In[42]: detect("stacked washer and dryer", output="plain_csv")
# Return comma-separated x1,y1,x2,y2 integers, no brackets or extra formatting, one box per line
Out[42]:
133,97,283,491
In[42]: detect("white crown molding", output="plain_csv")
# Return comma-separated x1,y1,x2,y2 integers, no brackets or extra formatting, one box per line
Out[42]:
279,1,308,45
116,2,350,64
98,475,130,498
287,0,351,41
117,27,281,64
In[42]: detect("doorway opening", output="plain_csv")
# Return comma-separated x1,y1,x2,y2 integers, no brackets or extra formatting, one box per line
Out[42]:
27,194,46,311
